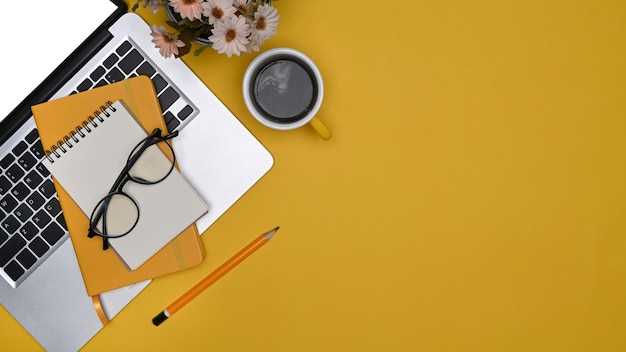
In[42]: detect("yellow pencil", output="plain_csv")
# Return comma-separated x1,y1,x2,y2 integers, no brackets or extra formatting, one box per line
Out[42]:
152,227,279,326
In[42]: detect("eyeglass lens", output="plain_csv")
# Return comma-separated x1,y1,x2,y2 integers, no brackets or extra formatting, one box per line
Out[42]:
127,140,176,184
92,193,139,237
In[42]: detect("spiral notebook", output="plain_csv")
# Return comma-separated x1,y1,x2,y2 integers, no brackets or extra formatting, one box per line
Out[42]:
34,95,208,271
31,77,207,296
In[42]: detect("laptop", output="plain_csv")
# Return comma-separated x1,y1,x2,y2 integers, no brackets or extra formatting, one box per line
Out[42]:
0,0,273,350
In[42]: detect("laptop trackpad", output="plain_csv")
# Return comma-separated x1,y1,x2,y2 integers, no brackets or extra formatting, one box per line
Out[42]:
0,241,102,352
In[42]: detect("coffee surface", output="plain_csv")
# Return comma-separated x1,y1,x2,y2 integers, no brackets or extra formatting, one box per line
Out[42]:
253,60,316,122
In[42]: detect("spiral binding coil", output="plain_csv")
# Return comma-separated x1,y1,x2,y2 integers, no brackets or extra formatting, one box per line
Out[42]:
44,101,117,163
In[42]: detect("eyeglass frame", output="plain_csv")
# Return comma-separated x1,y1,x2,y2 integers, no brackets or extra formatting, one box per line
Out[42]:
88,127,179,250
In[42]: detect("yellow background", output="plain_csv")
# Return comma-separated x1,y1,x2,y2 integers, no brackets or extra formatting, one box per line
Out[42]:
3,0,626,350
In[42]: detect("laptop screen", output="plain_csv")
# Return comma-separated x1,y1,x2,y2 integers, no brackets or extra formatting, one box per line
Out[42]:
0,0,118,123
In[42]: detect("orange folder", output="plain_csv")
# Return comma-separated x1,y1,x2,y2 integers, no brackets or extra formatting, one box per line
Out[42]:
31,76,204,296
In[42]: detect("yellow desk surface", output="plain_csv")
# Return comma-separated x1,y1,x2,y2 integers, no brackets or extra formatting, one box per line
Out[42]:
3,1,626,350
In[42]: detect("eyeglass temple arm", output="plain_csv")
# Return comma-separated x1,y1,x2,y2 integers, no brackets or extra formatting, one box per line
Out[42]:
87,226,111,250
149,127,178,140
161,129,178,140
87,200,111,250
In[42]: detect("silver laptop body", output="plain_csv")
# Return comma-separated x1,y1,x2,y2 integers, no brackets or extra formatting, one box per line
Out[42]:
0,2,273,351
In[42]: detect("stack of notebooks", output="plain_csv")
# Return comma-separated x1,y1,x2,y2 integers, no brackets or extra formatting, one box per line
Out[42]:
31,77,208,297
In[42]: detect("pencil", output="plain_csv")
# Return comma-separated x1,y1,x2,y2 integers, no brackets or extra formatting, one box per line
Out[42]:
152,226,279,326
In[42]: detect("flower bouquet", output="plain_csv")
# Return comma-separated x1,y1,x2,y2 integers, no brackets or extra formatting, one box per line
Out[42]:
133,0,279,58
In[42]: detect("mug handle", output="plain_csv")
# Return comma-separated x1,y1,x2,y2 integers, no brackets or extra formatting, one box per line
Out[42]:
309,117,333,140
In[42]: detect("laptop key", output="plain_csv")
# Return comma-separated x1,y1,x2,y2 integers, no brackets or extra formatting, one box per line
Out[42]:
152,74,167,93
178,105,193,120
2,215,20,234
44,198,62,217
119,49,144,74
0,194,18,213
158,86,180,112
90,66,106,81
24,170,44,190
0,176,10,195
12,141,28,156
36,162,50,177
25,128,39,144
94,79,108,88
105,67,125,83
103,53,119,69
4,260,25,281
17,249,37,270
164,112,180,132
0,234,26,266
136,61,156,77
42,223,64,246
77,78,93,92
6,164,25,182
0,226,7,246
18,152,37,171
116,40,132,56
1,154,15,169
15,204,33,222
25,192,45,211
38,179,56,198
57,214,67,230
30,140,45,159
29,237,49,258
11,182,30,201
32,209,51,229
20,222,38,241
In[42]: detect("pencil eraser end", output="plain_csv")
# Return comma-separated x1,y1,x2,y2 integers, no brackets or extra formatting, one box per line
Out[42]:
152,312,168,326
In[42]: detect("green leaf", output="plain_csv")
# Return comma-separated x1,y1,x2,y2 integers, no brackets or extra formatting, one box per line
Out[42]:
193,46,210,56
165,20,184,31
178,26,200,43
176,40,192,58
180,19,205,29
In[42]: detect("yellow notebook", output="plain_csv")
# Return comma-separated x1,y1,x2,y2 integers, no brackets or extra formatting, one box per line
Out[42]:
31,76,206,296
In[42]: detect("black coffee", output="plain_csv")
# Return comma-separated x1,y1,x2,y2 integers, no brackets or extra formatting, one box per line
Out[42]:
252,59,317,123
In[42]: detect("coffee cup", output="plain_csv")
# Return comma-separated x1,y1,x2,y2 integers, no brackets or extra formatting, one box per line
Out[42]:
243,48,332,140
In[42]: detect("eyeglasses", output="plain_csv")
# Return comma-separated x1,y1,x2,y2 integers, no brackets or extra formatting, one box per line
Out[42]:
88,128,178,250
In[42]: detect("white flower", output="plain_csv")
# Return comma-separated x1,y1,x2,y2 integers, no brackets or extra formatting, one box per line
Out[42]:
209,15,251,57
202,0,237,25
233,0,251,14
139,0,162,13
240,16,258,53
169,0,204,21
250,4,279,45
150,25,185,58
245,37,261,53
136,0,279,57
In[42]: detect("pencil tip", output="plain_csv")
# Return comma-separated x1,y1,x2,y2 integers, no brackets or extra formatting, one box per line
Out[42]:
264,227,279,240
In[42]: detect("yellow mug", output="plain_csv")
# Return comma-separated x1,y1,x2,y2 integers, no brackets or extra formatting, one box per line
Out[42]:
243,48,332,140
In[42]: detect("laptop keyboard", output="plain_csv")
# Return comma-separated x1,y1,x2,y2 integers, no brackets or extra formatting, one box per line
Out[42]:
74,40,197,132
0,129,65,285
0,39,197,288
